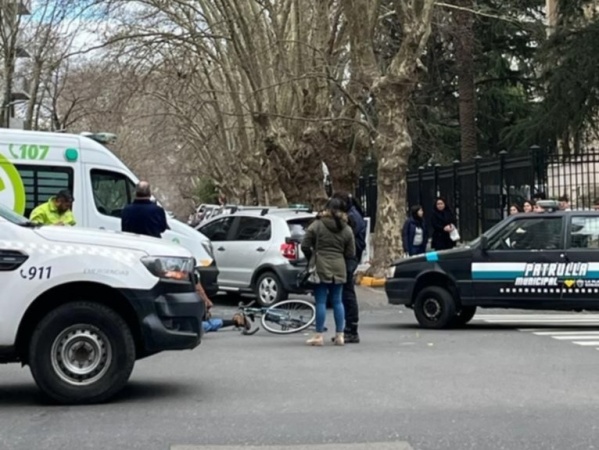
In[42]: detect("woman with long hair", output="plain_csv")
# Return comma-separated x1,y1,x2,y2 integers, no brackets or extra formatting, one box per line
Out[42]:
402,205,428,256
301,198,356,346
522,200,534,213
431,197,457,251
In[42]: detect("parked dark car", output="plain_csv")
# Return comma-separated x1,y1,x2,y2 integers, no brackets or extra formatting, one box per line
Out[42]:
386,201,599,328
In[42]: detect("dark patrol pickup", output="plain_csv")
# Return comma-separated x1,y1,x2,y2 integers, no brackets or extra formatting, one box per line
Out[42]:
385,201,599,328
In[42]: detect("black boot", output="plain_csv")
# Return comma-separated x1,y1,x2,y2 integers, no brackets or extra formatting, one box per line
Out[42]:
343,325,360,344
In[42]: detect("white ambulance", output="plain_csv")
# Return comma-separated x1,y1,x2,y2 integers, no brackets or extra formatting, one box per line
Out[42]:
0,202,205,404
0,129,219,295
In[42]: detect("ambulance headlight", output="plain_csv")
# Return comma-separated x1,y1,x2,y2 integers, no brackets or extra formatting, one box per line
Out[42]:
141,256,195,281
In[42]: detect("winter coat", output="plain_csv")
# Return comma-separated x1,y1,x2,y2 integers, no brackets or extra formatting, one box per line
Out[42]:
347,206,367,263
402,217,428,255
301,211,356,284
431,208,456,251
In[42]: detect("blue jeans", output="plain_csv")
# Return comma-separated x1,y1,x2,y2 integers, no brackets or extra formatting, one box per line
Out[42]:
202,318,223,332
314,283,345,333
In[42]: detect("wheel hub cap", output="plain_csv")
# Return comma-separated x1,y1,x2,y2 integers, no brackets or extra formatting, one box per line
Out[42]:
423,298,442,320
51,325,113,386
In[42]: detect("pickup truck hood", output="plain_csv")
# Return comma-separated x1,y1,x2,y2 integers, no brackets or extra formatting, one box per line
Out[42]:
34,226,193,258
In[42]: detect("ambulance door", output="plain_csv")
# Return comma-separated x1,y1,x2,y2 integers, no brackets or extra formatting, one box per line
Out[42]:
84,165,135,232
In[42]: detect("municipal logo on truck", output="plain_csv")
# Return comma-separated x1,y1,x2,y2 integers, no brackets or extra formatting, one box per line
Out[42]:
0,153,26,214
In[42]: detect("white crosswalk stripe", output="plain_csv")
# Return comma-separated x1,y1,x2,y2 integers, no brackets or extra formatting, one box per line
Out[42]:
475,314,599,351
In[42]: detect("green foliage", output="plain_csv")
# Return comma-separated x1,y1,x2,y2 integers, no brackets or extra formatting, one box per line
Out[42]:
194,178,219,204
521,5,599,153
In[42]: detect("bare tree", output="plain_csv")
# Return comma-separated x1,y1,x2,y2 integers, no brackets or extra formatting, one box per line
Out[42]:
0,0,24,127
344,0,436,276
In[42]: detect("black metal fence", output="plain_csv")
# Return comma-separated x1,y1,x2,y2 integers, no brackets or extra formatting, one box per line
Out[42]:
355,146,599,241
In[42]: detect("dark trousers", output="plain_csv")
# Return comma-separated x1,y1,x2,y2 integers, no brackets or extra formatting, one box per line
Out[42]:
326,259,360,334
342,259,359,335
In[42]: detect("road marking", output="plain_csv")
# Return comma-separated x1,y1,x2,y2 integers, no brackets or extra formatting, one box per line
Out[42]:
171,443,414,450
474,313,599,351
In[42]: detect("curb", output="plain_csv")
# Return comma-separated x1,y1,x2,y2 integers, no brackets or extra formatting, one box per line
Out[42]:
358,276,386,287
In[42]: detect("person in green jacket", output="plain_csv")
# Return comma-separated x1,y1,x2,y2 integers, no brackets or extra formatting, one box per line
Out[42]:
301,198,355,347
29,190,76,226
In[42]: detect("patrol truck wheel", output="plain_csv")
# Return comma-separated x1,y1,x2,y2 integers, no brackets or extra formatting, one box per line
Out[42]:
452,306,477,327
414,286,457,329
29,302,136,405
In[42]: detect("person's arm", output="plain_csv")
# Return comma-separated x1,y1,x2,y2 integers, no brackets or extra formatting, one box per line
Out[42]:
354,216,367,256
29,206,46,225
402,220,410,252
66,211,76,226
301,223,316,262
162,208,170,231
344,229,356,260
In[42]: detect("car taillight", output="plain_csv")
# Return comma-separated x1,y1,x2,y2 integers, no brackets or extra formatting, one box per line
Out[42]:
280,242,297,260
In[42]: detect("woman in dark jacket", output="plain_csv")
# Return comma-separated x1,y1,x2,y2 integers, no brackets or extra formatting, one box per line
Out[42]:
301,198,355,347
431,197,457,251
402,205,428,256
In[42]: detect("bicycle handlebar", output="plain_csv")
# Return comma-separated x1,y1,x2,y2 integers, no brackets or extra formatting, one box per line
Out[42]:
238,299,256,308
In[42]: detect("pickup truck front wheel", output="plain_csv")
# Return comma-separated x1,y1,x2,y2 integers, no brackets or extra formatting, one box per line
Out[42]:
414,286,457,329
29,302,136,404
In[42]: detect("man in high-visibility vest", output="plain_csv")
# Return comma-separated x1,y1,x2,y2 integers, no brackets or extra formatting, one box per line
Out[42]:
29,190,76,226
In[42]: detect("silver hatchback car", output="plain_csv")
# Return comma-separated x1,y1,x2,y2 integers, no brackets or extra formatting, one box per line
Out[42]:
196,208,316,306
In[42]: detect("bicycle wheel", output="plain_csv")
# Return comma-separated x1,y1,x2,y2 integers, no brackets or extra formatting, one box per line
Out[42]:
261,299,316,335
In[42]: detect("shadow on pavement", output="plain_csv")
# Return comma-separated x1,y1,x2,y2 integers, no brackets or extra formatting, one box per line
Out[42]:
0,380,199,407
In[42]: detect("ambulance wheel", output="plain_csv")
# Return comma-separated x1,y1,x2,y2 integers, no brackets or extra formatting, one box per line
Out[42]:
452,306,477,327
414,286,457,329
29,302,136,405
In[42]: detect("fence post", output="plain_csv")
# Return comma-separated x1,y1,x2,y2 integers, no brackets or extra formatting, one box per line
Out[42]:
418,166,424,206
433,164,440,197
367,174,375,223
530,145,544,197
453,160,460,228
474,155,483,235
499,150,508,219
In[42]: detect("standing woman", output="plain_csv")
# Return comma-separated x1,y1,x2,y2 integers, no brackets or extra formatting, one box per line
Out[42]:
301,199,355,347
431,197,457,251
402,205,428,256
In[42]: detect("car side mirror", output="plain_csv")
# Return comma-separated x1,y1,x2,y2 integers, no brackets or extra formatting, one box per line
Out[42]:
480,235,489,252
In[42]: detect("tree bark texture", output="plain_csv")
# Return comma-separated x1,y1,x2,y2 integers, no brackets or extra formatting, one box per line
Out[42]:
454,0,478,162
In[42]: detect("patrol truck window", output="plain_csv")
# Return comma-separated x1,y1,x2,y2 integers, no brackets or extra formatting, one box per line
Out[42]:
232,217,272,241
569,217,599,249
90,170,135,218
16,165,74,218
488,217,563,251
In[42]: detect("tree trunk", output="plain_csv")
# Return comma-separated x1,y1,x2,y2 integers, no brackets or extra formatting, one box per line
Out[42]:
454,0,478,161
0,60,14,128
24,60,44,130
369,84,410,277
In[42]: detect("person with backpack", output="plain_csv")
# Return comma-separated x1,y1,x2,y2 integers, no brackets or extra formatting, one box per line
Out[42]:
402,205,428,256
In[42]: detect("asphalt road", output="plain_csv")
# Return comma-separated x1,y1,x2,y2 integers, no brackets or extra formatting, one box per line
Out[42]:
2,288,599,450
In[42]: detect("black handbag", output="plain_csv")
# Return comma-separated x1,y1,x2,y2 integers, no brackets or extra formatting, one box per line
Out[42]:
297,225,320,288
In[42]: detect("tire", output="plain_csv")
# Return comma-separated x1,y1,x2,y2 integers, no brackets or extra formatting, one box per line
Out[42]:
261,299,316,334
28,302,136,405
254,271,288,307
452,306,477,327
413,286,457,329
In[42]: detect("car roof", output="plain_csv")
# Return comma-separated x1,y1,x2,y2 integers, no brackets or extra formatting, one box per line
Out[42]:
231,210,315,221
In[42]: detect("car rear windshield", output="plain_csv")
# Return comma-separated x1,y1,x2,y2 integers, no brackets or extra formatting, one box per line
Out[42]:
287,217,315,240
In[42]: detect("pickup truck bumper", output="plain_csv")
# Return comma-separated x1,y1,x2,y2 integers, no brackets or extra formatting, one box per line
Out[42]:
121,281,205,357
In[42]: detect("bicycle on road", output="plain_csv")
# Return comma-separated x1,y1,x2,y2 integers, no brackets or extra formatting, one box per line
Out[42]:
236,299,317,335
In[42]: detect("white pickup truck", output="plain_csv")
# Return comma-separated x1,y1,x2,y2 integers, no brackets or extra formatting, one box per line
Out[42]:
0,203,205,404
